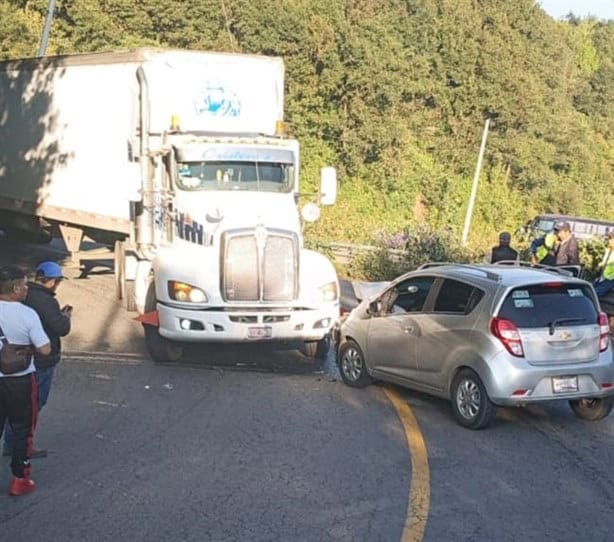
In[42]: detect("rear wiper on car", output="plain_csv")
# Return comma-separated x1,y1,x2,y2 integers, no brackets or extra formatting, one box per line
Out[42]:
548,318,587,335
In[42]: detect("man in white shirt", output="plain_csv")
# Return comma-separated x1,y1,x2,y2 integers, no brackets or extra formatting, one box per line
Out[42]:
0,266,50,496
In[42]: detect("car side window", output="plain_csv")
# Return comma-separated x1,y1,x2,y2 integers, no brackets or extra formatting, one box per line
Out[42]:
383,276,436,314
433,279,484,314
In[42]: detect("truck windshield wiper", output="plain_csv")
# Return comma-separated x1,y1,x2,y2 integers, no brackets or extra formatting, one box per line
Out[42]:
548,318,586,335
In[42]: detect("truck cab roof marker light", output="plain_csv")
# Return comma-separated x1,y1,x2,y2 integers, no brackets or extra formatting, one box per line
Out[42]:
275,120,286,137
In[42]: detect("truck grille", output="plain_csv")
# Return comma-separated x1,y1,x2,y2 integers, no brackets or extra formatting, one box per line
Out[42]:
221,228,298,302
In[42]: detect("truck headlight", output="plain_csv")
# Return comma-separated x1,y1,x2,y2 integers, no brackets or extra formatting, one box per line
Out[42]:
168,281,207,303
318,281,338,303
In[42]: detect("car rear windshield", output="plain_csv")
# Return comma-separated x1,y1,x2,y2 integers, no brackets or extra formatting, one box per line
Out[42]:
498,283,598,328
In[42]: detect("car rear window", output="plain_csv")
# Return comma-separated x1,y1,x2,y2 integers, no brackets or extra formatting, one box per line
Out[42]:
498,283,598,328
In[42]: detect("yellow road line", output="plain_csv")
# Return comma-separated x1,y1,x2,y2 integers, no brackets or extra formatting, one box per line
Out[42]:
384,387,431,542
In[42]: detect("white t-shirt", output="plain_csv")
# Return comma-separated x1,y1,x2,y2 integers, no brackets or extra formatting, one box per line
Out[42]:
0,300,50,378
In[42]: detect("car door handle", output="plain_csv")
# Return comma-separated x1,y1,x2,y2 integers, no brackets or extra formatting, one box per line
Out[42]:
404,326,415,333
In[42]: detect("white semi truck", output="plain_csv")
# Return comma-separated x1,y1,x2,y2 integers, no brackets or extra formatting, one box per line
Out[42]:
0,48,339,362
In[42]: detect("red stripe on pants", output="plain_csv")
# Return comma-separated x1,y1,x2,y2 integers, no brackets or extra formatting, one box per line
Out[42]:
23,373,38,479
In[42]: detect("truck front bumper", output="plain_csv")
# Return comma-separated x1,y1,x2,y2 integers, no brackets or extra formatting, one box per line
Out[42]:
157,303,339,343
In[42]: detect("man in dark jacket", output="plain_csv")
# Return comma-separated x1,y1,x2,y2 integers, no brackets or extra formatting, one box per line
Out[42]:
490,231,519,264
555,221,580,266
2,261,72,458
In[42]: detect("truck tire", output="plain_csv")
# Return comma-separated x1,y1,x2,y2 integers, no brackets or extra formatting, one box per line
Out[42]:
303,336,330,359
144,325,183,363
143,283,183,363
114,240,125,301
124,280,137,313
114,240,138,312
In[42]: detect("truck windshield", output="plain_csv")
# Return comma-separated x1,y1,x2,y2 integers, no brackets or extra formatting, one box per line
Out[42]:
177,161,294,193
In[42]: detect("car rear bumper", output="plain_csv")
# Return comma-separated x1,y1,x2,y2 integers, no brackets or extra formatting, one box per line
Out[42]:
484,350,614,406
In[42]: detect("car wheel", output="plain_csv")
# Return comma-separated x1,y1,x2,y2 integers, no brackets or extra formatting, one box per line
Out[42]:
569,397,614,421
451,369,497,430
337,340,372,388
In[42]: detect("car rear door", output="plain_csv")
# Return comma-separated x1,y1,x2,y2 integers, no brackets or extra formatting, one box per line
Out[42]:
497,282,601,365
366,275,436,382
413,278,485,391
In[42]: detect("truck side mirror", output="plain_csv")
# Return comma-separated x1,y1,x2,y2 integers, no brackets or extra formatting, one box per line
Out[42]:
320,167,337,206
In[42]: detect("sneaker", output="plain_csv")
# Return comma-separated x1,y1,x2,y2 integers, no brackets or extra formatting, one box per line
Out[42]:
30,449,48,459
8,477,36,496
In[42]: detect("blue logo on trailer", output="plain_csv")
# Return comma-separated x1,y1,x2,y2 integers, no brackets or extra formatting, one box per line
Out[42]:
194,83,241,117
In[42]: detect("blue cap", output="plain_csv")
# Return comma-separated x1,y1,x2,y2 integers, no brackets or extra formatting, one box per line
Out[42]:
35,261,67,279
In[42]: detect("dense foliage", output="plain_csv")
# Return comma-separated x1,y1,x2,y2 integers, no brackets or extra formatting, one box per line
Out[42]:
1,0,612,255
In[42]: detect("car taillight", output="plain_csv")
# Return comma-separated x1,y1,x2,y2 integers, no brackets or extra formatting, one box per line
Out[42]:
598,312,610,352
491,317,524,357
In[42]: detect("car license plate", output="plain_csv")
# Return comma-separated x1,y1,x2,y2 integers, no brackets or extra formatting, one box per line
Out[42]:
248,326,272,340
552,376,578,394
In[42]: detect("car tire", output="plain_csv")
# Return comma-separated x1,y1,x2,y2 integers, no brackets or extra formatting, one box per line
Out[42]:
338,340,372,388
569,397,614,421
451,369,497,430
303,336,330,359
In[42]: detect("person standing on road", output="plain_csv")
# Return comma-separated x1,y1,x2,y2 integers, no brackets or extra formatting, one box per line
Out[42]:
554,221,580,266
490,231,519,264
0,265,50,496
2,261,72,459
594,231,614,298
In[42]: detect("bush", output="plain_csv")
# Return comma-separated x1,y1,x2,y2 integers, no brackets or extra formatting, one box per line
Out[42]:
579,237,607,281
346,224,483,281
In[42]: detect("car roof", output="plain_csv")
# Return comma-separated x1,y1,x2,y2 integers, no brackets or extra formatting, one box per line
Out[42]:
410,263,585,290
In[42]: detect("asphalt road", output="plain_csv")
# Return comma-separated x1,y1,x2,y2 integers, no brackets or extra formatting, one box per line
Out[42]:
2,236,614,541
1,357,410,542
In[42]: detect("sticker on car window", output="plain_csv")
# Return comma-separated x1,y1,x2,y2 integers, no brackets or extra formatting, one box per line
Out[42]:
512,290,530,299
567,289,583,297
514,299,534,308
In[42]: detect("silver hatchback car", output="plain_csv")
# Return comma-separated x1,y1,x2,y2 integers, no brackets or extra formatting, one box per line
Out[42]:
337,263,614,429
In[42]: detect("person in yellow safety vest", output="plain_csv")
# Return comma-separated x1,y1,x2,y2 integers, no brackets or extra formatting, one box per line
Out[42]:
594,231,614,298
530,230,558,266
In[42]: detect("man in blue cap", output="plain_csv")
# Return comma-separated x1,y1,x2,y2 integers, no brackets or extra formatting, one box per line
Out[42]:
3,261,72,458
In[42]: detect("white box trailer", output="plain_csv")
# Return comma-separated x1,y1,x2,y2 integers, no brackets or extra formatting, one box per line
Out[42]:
0,48,339,362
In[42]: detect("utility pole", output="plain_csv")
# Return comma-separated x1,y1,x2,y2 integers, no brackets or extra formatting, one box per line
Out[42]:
38,0,57,57
461,117,490,246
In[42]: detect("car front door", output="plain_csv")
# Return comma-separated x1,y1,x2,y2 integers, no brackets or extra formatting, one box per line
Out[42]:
365,275,436,383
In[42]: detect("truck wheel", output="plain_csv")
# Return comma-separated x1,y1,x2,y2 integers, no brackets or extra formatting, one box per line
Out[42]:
114,240,125,301
450,369,497,430
144,325,183,363
303,336,330,359
569,397,614,421
143,283,183,363
124,280,137,313
115,240,138,312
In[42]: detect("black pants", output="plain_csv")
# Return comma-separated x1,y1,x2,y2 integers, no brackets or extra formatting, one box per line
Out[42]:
0,374,38,478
